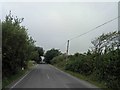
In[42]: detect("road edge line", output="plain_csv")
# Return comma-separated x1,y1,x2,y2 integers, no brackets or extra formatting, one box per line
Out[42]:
10,64,38,88
49,64,99,88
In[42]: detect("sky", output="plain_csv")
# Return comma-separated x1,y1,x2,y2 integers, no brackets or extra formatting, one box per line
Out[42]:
1,1,118,54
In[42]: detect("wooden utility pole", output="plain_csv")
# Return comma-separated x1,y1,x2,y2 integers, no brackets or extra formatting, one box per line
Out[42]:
66,40,69,55
66,40,69,61
118,30,120,49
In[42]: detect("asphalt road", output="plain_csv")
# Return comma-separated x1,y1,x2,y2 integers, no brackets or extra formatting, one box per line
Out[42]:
0,53,2,90
11,64,99,88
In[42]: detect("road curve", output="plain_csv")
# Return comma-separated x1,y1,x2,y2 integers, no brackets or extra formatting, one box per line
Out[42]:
10,64,100,88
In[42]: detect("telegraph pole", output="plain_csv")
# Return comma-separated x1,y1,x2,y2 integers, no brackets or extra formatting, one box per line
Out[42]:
66,40,69,55
66,40,69,61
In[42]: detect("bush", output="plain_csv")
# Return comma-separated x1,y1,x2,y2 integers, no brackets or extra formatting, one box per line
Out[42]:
65,54,93,75
51,31,120,89
51,55,66,68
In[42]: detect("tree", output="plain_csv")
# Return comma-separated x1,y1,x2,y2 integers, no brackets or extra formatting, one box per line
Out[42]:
2,12,37,78
91,31,118,54
51,31,120,89
34,47,44,63
44,48,61,64
91,31,120,88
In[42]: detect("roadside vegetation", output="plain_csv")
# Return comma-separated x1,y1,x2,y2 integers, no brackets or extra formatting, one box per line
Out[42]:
2,11,120,89
44,48,61,64
51,31,120,90
2,12,44,88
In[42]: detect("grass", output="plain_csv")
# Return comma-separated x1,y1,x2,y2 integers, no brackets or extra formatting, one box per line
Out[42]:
2,60,36,88
53,64,108,90
65,71,107,89
2,69,27,88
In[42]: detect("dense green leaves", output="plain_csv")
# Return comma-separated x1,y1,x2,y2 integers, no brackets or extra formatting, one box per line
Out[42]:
65,53,93,75
51,54,66,68
34,47,44,63
44,48,61,64
52,31,120,89
2,12,40,78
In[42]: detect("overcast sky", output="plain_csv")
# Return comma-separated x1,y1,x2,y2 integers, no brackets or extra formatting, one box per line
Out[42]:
1,2,118,54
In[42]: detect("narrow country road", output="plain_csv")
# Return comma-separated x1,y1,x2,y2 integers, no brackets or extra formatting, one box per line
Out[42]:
10,64,100,88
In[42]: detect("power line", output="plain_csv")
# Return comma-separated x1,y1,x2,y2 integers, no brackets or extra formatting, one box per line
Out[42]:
58,41,67,53
59,41,67,48
69,16,120,41
65,16,120,55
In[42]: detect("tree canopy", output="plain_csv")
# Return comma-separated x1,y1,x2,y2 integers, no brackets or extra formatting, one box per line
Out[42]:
52,31,120,89
2,12,40,78
44,48,61,64
34,47,44,63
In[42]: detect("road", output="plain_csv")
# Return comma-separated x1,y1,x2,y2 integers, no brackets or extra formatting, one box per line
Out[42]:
0,53,2,90
10,64,99,88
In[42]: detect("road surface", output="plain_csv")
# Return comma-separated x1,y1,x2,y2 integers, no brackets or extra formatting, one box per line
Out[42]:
10,64,99,88
0,53,2,90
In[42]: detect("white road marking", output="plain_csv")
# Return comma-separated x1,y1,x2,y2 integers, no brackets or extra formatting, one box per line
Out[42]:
47,74,50,79
11,71,30,88
11,65,38,88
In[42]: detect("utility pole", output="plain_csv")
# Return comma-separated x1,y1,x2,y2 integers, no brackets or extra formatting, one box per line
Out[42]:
66,40,69,61
66,40,69,55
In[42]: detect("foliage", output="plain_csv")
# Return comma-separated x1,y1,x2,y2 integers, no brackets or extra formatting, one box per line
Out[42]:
2,12,39,78
35,47,44,56
51,54,66,68
34,47,44,63
65,53,94,75
52,31,120,89
44,48,61,64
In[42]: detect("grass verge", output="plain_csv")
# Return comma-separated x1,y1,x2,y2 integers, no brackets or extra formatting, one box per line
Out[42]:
2,61,36,88
2,69,28,88
53,64,108,90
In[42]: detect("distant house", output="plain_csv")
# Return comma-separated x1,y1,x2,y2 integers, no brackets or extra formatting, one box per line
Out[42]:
40,56,45,64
